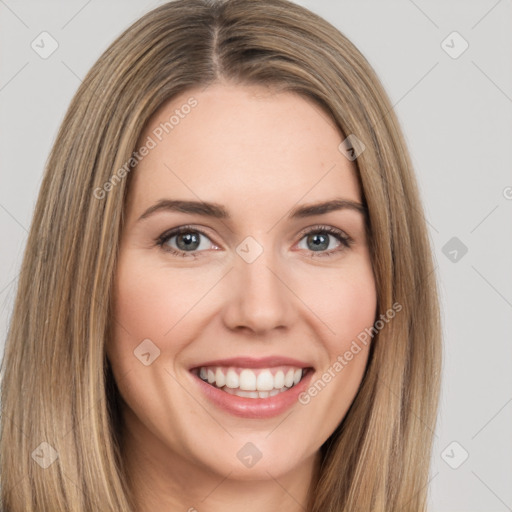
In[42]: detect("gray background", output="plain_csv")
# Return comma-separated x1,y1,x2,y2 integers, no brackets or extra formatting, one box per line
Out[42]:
1,1,511,510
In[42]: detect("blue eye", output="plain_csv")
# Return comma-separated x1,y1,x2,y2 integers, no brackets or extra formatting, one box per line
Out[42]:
156,224,353,258
297,225,352,257
157,226,215,257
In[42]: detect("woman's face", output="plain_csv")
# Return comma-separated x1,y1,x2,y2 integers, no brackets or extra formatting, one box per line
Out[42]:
108,83,377,484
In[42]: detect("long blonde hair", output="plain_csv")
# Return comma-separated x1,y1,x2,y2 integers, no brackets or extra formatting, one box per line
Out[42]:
0,0,441,510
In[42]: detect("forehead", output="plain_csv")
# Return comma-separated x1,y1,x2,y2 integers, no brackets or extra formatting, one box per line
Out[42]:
127,83,361,218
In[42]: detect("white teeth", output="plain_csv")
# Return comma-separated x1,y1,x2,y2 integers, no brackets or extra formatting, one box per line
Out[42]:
274,370,285,388
225,369,239,388
222,386,287,399
284,369,295,387
215,368,225,388
223,388,260,398
239,369,257,391
196,365,307,397
256,370,274,391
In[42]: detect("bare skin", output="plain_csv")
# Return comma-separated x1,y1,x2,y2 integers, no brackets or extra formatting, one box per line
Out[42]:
107,82,377,512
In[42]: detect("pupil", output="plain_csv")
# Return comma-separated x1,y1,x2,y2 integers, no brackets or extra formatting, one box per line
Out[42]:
308,233,328,251
177,232,200,251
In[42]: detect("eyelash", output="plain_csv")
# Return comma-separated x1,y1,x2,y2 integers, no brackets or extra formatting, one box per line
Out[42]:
156,224,354,259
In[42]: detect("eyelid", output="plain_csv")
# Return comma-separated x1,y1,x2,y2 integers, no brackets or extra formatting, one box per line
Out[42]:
156,224,218,256
156,223,354,258
294,224,353,258
156,224,214,244
295,224,353,245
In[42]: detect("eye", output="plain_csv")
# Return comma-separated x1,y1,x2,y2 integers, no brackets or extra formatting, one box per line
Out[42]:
296,225,353,258
156,224,353,259
156,226,218,257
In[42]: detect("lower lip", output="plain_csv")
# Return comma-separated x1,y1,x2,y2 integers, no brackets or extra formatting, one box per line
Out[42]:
190,369,314,419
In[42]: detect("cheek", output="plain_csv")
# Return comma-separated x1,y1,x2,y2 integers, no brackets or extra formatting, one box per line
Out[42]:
110,253,216,353
333,274,377,343
328,265,377,378
108,255,188,370
300,259,377,346
113,273,170,339
295,259,376,415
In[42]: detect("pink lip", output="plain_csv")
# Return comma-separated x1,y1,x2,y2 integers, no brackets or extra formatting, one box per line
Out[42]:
189,366,315,419
189,356,312,370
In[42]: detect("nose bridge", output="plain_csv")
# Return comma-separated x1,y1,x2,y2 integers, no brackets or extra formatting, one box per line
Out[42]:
222,239,295,334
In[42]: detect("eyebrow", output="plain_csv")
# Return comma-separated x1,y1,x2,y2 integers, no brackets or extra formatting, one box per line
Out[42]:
137,198,367,222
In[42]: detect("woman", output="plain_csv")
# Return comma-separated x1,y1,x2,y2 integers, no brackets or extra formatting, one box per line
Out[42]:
0,0,441,510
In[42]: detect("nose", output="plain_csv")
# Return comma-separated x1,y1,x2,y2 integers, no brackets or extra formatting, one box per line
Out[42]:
221,247,297,335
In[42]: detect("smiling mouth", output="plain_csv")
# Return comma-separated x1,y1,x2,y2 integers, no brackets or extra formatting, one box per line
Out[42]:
190,365,313,399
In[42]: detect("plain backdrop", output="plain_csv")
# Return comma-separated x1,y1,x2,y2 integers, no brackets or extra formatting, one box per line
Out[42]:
1,1,511,510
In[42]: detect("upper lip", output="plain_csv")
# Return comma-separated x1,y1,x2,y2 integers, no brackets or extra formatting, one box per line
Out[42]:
190,356,314,370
